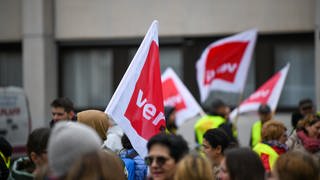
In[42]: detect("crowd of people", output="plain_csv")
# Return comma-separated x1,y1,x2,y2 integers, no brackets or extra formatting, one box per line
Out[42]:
0,97,319,180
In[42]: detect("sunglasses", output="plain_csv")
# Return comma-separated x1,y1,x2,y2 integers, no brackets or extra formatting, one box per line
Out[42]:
144,156,170,166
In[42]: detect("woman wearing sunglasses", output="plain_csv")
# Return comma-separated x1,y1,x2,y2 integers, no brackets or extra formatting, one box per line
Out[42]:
145,133,189,180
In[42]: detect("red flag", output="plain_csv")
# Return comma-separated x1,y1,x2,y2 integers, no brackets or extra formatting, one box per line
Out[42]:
163,78,187,111
162,68,203,126
196,29,257,102
105,21,164,157
124,41,165,140
230,64,290,120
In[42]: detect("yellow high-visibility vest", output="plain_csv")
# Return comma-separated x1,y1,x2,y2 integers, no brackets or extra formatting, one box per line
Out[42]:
0,151,10,168
251,120,262,147
194,115,225,145
253,143,279,171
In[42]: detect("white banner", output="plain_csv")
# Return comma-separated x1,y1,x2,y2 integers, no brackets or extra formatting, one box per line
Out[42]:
230,64,290,120
162,68,204,126
196,29,257,102
105,21,164,158
0,87,31,156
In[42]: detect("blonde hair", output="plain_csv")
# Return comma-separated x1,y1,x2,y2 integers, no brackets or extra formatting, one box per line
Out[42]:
275,151,319,180
174,154,214,180
261,120,286,141
66,150,125,180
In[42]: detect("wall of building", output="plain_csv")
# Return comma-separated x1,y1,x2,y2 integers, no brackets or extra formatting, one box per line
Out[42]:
55,0,315,39
0,0,318,130
0,0,21,41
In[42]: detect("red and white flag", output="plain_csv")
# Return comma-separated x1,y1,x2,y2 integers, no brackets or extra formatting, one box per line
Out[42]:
105,21,165,158
230,64,290,120
196,29,257,102
162,68,204,126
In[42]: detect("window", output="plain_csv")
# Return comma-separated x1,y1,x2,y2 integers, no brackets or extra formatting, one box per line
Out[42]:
160,47,183,78
275,42,315,107
129,46,183,78
0,45,22,87
61,48,113,109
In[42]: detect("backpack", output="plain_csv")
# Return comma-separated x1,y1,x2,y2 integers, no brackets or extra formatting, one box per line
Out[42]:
120,150,138,180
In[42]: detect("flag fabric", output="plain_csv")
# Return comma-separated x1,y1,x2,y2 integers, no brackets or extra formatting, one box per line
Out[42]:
229,63,290,120
161,68,203,126
105,20,165,158
196,29,258,102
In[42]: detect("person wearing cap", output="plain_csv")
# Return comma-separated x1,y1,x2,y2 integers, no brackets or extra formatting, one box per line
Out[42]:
291,98,316,130
250,104,273,148
194,99,229,145
47,121,101,179
164,106,177,134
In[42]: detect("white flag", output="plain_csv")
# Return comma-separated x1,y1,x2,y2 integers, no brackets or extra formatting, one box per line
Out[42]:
105,21,165,158
162,68,203,126
230,63,290,120
196,29,257,102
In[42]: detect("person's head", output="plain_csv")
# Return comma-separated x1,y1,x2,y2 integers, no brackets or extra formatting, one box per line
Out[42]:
48,122,101,178
298,98,314,116
258,104,272,123
66,150,125,180
202,128,231,166
27,127,51,167
50,97,75,123
297,114,320,138
261,120,287,144
218,148,265,180
211,99,227,117
77,110,110,141
164,106,177,131
146,133,189,180
121,134,133,149
174,153,213,180
272,151,319,180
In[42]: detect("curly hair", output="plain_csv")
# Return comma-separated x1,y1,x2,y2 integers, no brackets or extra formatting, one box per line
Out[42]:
296,114,320,132
261,120,286,141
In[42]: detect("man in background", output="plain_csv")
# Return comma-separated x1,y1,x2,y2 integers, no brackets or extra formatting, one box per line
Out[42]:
291,98,315,130
250,104,273,148
50,97,75,127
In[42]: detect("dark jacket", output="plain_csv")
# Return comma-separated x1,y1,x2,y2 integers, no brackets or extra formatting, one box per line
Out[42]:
8,157,34,180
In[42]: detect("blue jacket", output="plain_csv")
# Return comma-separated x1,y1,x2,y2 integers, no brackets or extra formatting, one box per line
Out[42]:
120,149,147,180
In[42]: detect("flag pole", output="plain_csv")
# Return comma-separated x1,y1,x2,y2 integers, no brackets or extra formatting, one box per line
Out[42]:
198,106,206,117
233,92,243,126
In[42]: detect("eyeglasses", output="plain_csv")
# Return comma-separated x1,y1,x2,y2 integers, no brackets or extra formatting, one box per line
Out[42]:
144,156,170,166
